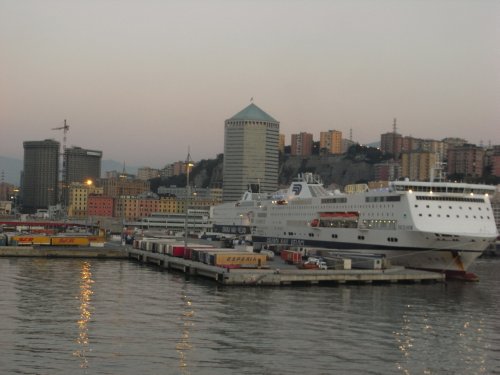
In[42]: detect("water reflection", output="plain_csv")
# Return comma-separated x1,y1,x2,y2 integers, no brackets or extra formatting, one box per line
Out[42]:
394,304,415,374
1,258,498,375
73,261,94,369
393,294,491,375
176,286,194,375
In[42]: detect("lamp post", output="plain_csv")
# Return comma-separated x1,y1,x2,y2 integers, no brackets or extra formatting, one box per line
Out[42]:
183,152,194,249
85,179,93,234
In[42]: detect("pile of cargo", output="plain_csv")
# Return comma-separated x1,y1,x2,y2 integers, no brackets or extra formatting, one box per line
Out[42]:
280,250,302,265
132,238,267,269
315,249,390,270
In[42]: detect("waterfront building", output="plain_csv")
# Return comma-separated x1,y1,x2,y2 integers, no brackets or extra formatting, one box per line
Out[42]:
320,130,342,154
291,132,313,156
88,195,114,217
22,139,60,213
159,195,183,214
67,181,103,218
115,193,160,221
128,209,211,235
223,103,280,202
64,147,102,206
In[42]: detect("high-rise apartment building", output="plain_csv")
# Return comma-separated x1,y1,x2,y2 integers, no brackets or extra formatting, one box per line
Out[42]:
64,147,102,205
320,130,343,154
172,161,187,176
22,139,60,213
374,161,401,181
291,132,313,156
223,103,280,202
447,144,484,178
137,167,160,181
380,131,403,159
401,152,438,181
279,134,285,154
486,145,500,177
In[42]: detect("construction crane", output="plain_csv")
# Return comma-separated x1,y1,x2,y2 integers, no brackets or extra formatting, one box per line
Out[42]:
51,119,70,207
52,119,70,154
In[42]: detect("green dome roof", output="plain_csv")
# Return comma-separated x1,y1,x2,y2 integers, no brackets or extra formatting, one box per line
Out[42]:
227,103,278,123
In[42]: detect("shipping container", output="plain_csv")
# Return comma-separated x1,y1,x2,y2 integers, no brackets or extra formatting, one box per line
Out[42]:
212,252,267,268
11,236,51,246
205,249,246,265
51,237,90,246
167,245,186,258
281,250,302,264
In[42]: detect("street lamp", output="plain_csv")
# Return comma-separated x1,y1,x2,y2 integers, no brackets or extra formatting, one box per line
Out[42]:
85,179,93,234
184,152,194,249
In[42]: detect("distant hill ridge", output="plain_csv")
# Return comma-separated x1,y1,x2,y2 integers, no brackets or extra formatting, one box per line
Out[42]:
1,145,386,188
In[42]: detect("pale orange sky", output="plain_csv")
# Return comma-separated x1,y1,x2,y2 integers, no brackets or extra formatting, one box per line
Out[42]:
1,0,499,168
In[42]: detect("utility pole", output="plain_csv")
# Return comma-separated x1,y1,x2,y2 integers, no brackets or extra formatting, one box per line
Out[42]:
183,149,194,250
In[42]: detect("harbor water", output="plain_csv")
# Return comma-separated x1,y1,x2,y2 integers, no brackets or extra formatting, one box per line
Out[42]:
0,257,499,375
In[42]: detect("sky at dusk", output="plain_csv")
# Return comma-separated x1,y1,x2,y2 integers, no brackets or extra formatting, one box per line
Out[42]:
1,0,499,169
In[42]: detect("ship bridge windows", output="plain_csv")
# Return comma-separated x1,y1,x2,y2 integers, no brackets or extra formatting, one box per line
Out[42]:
416,196,484,203
365,196,401,203
322,197,347,204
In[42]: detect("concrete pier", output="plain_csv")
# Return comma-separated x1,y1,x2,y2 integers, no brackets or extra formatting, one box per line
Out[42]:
127,248,445,285
0,246,127,258
0,245,445,285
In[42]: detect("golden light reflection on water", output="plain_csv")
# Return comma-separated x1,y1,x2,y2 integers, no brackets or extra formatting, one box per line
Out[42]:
394,304,489,375
177,294,194,375
394,304,415,375
73,261,94,369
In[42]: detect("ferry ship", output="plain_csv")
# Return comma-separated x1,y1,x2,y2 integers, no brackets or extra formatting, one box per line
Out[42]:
209,190,272,236
227,174,497,278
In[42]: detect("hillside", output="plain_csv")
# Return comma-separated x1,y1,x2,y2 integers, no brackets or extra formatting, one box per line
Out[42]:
152,146,387,191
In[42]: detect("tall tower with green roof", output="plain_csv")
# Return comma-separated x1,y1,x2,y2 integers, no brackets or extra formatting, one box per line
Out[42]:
223,103,280,202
